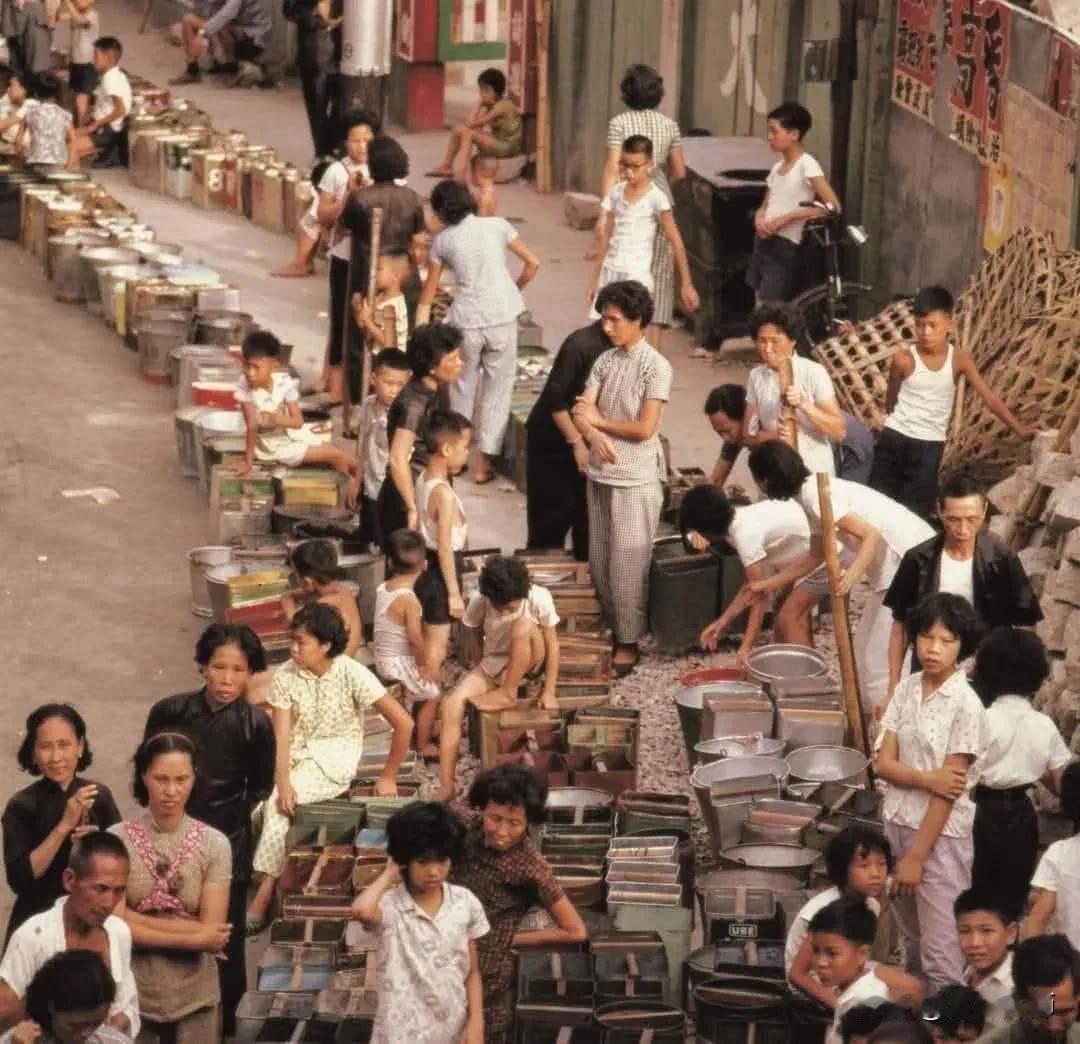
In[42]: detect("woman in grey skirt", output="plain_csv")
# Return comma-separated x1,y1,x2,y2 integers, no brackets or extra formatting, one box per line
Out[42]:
602,64,687,344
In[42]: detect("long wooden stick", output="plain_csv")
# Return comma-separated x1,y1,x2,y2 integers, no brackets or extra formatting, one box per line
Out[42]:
778,356,799,451
359,206,383,413
535,0,552,193
816,472,869,759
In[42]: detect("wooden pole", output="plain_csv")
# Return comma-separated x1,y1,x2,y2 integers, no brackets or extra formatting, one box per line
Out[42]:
816,472,870,759
535,0,552,193
778,356,799,452
356,206,382,418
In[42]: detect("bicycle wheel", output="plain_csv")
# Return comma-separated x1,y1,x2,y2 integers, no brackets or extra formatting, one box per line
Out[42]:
792,281,878,351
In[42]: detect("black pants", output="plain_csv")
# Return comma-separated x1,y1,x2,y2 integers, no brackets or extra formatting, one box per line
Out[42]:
296,25,339,156
377,470,411,545
867,426,944,521
971,786,1038,914
219,877,249,1036
358,492,381,549
525,440,589,561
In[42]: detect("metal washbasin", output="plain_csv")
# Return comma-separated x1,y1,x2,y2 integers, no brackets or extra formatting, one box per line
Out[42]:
745,644,829,685
695,735,786,763
785,745,869,786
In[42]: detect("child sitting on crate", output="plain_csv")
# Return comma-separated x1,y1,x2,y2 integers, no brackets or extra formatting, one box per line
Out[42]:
449,766,588,1043
373,529,441,742
281,539,364,658
352,801,489,1044
787,825,896,1010
810,897,923,1044
351,348,411,550
436,555,561,802
235,330,361,507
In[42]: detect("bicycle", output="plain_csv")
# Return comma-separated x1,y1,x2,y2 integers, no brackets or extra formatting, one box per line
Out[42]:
791,199,878,349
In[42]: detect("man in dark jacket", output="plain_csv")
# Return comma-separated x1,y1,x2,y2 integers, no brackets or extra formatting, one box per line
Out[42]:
884,471,1042,695
143,624,276,1036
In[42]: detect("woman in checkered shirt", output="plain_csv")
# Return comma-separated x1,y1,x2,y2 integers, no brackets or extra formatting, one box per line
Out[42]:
601,64,687,342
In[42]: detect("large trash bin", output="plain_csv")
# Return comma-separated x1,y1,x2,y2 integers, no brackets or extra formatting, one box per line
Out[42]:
673,136,774,347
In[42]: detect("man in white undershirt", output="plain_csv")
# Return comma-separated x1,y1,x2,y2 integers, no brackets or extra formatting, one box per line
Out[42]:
883,472,1042,697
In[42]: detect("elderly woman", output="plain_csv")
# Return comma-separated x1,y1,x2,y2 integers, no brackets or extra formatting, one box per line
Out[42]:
109,732,233,1043
601,64,687,343
244,603,413,932
2,704,120,945
418,179,540,484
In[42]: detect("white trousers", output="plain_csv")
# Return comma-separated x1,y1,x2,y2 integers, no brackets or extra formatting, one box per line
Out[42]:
854,587,894,715
448,320,519,456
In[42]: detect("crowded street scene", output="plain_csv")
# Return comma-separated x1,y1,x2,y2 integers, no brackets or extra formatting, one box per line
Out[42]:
2,0,1080,1040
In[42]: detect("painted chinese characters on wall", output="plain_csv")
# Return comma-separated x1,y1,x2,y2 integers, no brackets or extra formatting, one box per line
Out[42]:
894,0,940,124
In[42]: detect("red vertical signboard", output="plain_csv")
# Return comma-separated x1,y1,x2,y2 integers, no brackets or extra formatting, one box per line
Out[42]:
1046,34,1080,123
507,0,537,113
943,0,1010,165
893,0,940,124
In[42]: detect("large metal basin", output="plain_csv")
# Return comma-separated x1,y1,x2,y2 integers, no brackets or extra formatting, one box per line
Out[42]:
718,842,821,885
785,745,869,787
746,644,829,686
694,736,786,764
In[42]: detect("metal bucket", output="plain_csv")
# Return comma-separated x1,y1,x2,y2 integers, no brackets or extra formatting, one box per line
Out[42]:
137,311,192,384
97,263,160,330
695,736,786,764
174,406,211,477
194,309,256,347
745,644,829,686
785,745,869,788
187,545,234,617
194,410,246,491
205,562,254,623
172,344,237,409
48,232,108,302
674,680,764,766
691,757,788,861
79,246,139,314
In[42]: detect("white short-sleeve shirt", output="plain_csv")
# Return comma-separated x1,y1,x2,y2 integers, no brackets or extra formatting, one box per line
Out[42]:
463,583,559,679
0,898,140,1037
600,181,671,282
875,670,987,838
826,968,890,1044
746,357,838,478
1031,835,1080,951
728,499,811,573
356,395,389,500
92,66,132,133
764,152,826,244
977,696,1072,789
965,953,1015,1030
797,476,935,591
370,882,489,1044
318,158,366,261
784,885,881,975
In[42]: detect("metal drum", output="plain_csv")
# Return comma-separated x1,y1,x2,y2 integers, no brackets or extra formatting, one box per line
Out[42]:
40,198,88,269
79,246,139,314
187,545,234,617
137,311,192,384
170,344,232,407
48,231,109,302
21,187,61,257
194,309,256,347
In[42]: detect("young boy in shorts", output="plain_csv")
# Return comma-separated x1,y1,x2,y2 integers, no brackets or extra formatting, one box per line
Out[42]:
73,37,131,168
436,555,560,801
748,101,841,303
427,67,523,182
58,0,99,126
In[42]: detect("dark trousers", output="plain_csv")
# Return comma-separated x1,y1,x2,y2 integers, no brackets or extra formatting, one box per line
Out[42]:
971,786,1039,914
296,26,338,157
868,426,945,521
219,878,249,1036
526,441,589,561
377,471,410,545
358,492,381,549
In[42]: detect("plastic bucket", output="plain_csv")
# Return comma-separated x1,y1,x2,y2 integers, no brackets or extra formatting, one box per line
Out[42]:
187,545,234,617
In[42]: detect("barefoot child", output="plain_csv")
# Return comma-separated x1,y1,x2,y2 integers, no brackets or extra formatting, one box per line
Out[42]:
373,530,441,736
437,556,561,800
351,802,488,1044
234,331,361,506
271,159,331,279
245,603,412,933
413,412,471,754
282,539,364,657
873,593,987,991
352,348,411,550
427,67,522,182
869,285,1038,520
350,254,410,351
471,153,498,216
787,825,892,1009
589,135,699,319
810,897,922,1044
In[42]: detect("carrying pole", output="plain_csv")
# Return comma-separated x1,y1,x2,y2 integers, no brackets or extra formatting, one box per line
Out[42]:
778,356,799,452
817,472,870,760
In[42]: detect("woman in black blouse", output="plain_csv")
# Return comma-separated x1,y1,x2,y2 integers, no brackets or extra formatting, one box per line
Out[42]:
2,704,120,944
376,322,463,540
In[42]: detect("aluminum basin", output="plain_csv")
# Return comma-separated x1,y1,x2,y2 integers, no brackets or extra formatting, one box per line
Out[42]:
746,644,829,685
786,745,869,786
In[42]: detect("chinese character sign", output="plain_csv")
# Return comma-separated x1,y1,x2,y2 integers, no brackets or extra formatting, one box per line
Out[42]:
943,0,1011,165
893,0,940,124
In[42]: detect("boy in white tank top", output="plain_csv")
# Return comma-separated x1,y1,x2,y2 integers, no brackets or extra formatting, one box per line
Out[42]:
869,285,1036,520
